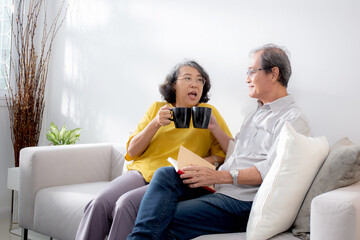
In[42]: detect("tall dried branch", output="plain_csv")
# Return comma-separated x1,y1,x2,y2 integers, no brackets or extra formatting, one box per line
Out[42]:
5,0,68,167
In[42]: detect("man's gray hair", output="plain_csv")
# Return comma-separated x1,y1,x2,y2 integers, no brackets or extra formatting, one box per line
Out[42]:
250,43,291,87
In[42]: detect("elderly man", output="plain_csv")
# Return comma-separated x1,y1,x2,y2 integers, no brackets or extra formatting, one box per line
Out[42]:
127,44,311,240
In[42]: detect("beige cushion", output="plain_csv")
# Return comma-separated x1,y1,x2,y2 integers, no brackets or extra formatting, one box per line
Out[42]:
246,122,329,240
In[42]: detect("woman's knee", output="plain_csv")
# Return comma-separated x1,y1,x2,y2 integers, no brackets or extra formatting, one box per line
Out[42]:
114,194,137,217
113,186,147,217
88,192,113,214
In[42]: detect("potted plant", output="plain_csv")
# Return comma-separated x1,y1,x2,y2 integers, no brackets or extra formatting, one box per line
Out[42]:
46,122,81,145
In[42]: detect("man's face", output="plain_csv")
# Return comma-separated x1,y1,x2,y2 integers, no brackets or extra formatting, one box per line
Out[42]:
246,51,273,103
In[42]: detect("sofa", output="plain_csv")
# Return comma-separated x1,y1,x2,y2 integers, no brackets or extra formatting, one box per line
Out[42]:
18,143,360,240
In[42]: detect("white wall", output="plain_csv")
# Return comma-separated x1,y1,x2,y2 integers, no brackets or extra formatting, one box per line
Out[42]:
0,103,14,214
45,0,360,145
1,0,360,211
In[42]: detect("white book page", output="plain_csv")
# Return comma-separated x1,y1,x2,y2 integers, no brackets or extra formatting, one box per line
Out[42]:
167,157,179,172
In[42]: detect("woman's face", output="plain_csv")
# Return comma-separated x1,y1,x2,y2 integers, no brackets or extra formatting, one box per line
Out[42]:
174,66,204,107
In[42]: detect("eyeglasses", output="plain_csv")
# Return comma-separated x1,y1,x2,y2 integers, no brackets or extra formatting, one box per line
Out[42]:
177,76,206,85
246,67,272,79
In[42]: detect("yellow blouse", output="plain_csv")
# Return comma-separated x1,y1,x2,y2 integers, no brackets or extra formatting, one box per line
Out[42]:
125,102,232,182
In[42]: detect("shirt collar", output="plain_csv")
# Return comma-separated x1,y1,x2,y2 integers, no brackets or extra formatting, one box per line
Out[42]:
257,95,295,114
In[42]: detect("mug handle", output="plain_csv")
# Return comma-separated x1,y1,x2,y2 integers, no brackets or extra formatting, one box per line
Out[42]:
169,108,174,121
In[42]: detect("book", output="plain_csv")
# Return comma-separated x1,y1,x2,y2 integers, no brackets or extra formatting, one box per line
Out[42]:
167,145,216,193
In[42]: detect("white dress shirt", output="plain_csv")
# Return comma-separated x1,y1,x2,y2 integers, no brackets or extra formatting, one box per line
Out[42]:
215,95,311,201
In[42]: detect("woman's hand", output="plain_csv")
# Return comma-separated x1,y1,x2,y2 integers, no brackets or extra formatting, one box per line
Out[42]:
180,166,223,188
154,105,172,127
128,105,172,157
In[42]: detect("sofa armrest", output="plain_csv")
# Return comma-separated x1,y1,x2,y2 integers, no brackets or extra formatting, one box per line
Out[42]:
19,143,125,230
110,143,127,180
311,181,360,240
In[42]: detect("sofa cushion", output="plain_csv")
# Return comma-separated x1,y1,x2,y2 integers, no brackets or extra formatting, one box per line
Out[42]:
246,122,329,240
192,232,299,240
33,182,109,240
292,137,360,239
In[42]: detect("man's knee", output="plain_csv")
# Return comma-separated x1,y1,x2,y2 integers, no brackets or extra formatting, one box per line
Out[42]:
153,166,177,182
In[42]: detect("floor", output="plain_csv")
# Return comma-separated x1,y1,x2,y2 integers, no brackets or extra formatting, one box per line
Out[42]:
0,212,51,240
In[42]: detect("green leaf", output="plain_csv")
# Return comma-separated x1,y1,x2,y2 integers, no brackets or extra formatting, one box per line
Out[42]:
59,124,67,140
67,128,81,139
53,139,61,145
50,122,60,139
66,130,75,140
46,132,60,145
66,132,81,144
46,133,53,142
64,130,71,140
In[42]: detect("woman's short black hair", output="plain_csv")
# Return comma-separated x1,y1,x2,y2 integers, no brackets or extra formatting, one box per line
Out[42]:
159,60,211,104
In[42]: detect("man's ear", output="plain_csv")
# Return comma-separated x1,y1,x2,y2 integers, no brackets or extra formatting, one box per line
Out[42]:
271,66,280,83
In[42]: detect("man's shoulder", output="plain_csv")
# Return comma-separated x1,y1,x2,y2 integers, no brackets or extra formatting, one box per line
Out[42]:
280,101,307,119
277,103,311,136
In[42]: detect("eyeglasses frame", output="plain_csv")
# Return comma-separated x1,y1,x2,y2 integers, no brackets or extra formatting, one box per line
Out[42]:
247,67,274,79
177,76,206,85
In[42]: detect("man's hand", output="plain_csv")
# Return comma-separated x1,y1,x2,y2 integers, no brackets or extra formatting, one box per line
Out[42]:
180,166,221,188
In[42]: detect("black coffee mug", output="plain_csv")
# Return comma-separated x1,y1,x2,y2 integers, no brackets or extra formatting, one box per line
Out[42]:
170,107,191,128
192,107,212,129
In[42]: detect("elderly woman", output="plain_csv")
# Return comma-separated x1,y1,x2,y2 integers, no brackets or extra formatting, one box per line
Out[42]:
75,60,232,240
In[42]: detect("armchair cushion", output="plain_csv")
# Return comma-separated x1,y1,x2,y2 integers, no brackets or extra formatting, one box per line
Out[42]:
33,182,108,240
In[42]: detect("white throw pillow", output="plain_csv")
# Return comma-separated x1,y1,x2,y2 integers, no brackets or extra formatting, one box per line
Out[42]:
246,122,329,240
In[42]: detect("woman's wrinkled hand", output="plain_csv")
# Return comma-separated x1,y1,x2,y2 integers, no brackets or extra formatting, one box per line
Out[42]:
154,105,172,127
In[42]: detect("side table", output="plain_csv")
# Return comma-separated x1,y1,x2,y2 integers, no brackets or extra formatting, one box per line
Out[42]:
7,167,19,235
7,167,52,240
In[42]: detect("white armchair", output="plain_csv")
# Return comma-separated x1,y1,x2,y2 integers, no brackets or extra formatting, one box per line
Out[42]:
18,143,360,240
18,143,125,240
